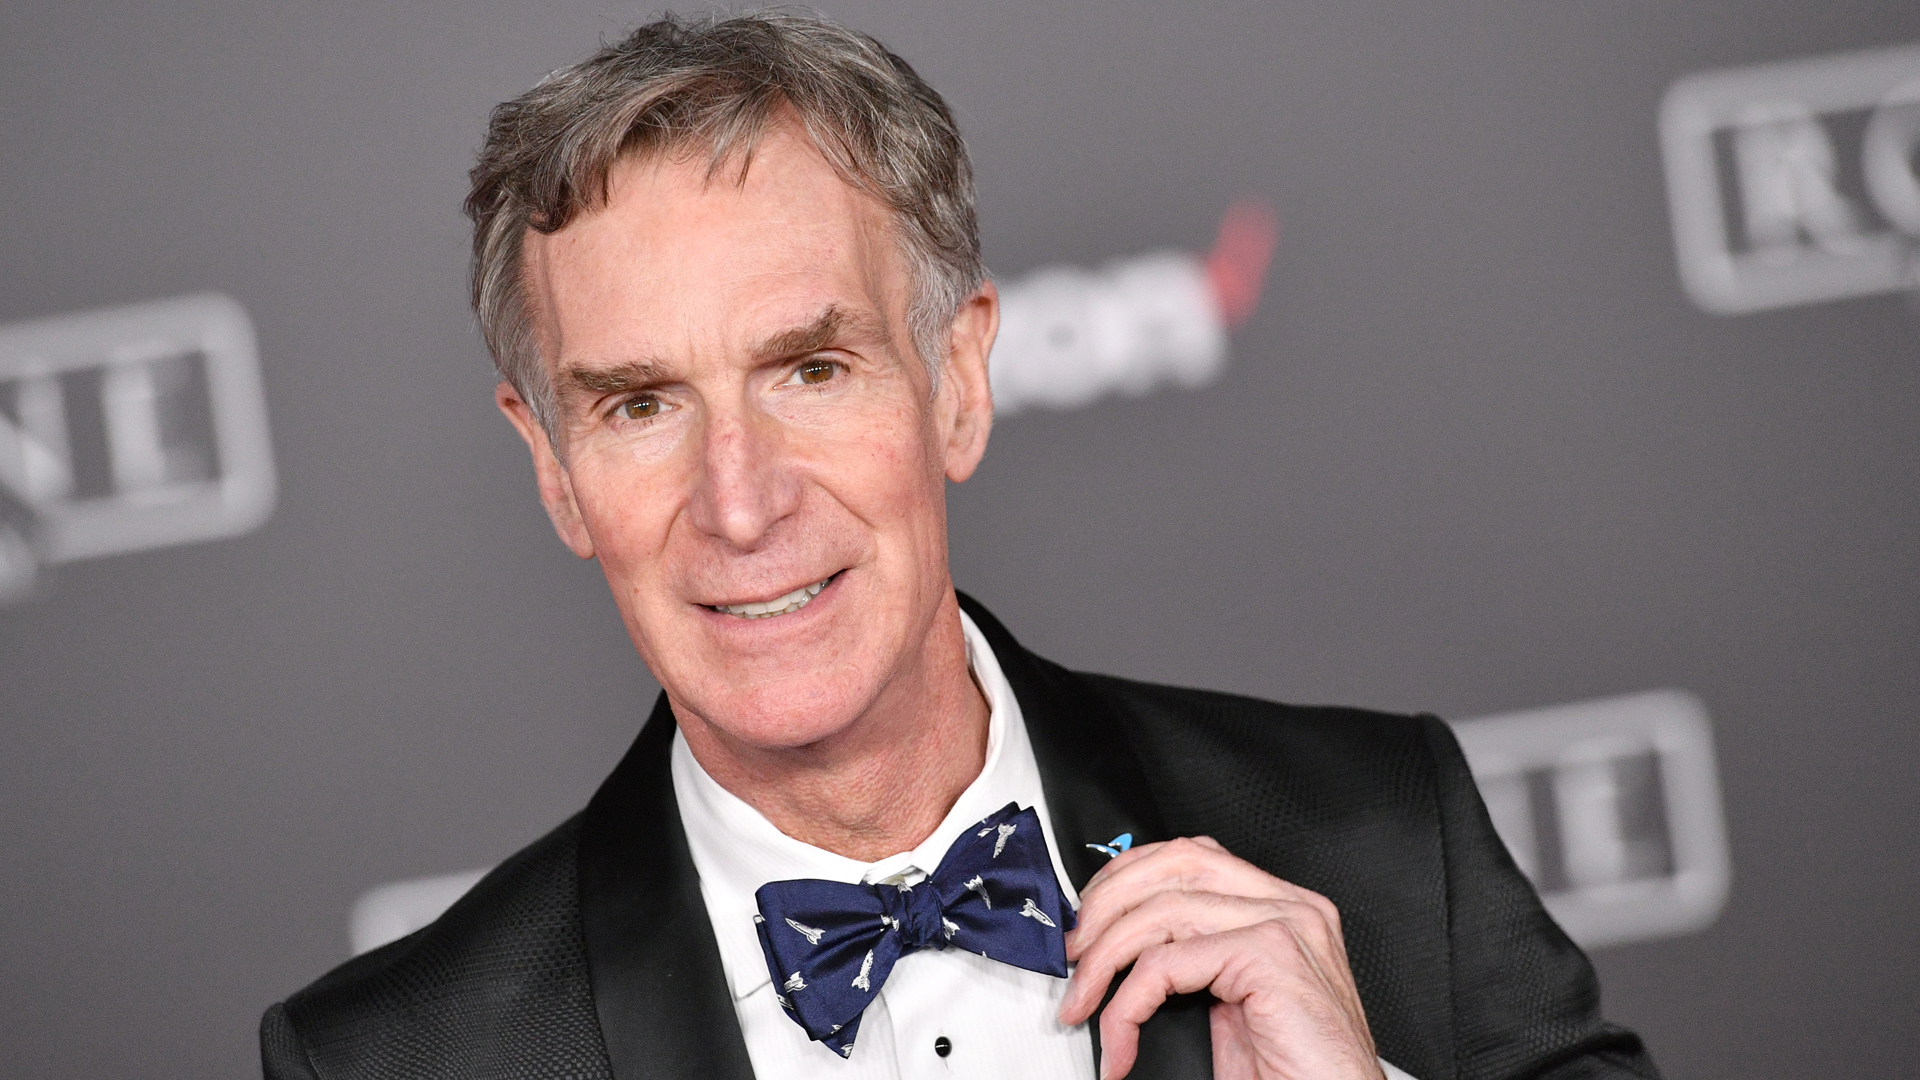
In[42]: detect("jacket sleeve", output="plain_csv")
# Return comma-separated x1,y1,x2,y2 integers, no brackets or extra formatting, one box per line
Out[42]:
1420,716,1660,1080
260,1002,322,1080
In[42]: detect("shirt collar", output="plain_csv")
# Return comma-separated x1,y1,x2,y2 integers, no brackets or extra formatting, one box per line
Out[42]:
671,608,1079,1001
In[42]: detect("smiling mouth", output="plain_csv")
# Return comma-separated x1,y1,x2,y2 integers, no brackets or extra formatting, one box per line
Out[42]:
706,573,838,620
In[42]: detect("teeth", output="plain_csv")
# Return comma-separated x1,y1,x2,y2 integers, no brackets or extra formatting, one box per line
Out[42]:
715,578,831,619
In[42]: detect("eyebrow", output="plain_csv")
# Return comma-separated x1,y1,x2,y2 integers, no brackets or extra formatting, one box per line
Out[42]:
556,305,891,399
752,305,889,365
562,359,674,396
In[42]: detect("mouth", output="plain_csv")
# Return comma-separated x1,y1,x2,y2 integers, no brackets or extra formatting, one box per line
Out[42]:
704,572,839,620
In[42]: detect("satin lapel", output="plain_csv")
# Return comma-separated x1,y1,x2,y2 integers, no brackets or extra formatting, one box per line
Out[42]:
958,595,1214,1080
579,694,756,1080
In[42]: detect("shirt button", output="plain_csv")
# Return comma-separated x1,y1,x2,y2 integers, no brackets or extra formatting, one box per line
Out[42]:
934,1036,952,1058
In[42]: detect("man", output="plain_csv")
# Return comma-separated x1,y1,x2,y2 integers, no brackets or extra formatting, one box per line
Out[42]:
262,13,1658,1080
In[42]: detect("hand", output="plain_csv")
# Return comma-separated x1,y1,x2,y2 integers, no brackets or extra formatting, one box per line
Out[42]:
1057,837,1384,1080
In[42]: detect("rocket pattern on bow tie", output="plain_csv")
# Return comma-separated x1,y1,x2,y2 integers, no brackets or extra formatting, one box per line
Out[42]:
753,802,1075,1059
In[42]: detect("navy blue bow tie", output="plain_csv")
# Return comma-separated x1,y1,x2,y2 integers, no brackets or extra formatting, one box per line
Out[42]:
753,802,1076,1058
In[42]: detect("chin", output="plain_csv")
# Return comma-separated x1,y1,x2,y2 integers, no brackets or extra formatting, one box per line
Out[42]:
649,623,892,754
688,668,882,752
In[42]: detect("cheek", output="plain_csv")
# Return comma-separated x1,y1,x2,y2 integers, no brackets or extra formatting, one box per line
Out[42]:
567,446,687,576
817,397,945,531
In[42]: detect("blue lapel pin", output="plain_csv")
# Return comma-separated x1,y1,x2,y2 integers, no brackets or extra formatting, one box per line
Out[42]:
1084,833,1133,859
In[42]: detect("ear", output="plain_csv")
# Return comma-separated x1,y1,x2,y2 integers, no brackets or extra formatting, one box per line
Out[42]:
937,281,998,483
495,381,596,559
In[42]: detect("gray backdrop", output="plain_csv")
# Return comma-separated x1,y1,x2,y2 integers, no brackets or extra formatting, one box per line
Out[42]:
2,2,1914,1077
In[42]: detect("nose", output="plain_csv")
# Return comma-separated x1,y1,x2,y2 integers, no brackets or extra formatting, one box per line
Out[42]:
685,401,801,551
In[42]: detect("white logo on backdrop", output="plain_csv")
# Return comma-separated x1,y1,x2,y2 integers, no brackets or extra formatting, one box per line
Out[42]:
347,689,1730,956
1452,690,1731,948
1660,42,1920,314
0,293,276,603
349,869,489,956
989,200,1277,414
990,252,1226,414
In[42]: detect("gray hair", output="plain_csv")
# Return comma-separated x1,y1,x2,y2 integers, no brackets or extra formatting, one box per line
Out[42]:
464,10,984,441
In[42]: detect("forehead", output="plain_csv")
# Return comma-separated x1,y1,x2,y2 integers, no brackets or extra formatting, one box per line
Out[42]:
525,128,905,367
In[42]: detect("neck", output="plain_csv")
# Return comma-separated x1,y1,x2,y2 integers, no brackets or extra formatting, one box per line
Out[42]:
675,594,991,863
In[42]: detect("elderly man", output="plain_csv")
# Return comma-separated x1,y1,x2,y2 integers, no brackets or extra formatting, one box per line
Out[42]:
261,13,1658,1080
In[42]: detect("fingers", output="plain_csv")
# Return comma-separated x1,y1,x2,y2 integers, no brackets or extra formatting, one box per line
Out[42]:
1065,835,1368,1080
1070,837,1342,961
1095,928,1262,1080
1078,837,1326,924
1081,834,1225,891
1059,891,1328,1024
1210,1002,1259,1080
1077,833,1163,889
1076,838,1273,935
1097,924,1378,1080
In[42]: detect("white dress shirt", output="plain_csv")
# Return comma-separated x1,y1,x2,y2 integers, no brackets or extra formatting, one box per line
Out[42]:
673,610,1418,1080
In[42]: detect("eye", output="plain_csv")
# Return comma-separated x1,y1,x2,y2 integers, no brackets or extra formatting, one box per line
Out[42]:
793,359,839,386
616,395,663,420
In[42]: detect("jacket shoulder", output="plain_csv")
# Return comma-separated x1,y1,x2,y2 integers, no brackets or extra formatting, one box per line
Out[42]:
263,814,612,1080
1080,669,1431,746
1077,671,1444,840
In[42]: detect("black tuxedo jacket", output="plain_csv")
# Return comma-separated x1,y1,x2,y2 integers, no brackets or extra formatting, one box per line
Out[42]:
262,597,1657,1080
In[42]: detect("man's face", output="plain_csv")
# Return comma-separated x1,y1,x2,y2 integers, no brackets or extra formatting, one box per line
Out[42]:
501,128,995,753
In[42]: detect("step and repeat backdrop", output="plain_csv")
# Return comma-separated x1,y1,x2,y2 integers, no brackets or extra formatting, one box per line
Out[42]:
1,4,1914,1078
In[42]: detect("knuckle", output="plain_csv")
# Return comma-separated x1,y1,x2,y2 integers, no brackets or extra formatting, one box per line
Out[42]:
1137,940,1177,971
1282,888,1341,933
1168,836,1207,860
1286,896,1328,928
1303,889,1343,927
1164,837,1223,890
1175,906,1216,941
1252,918,1296,949
1281,903,1335,951
1313,901,1344,938
1242,924,1301,978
